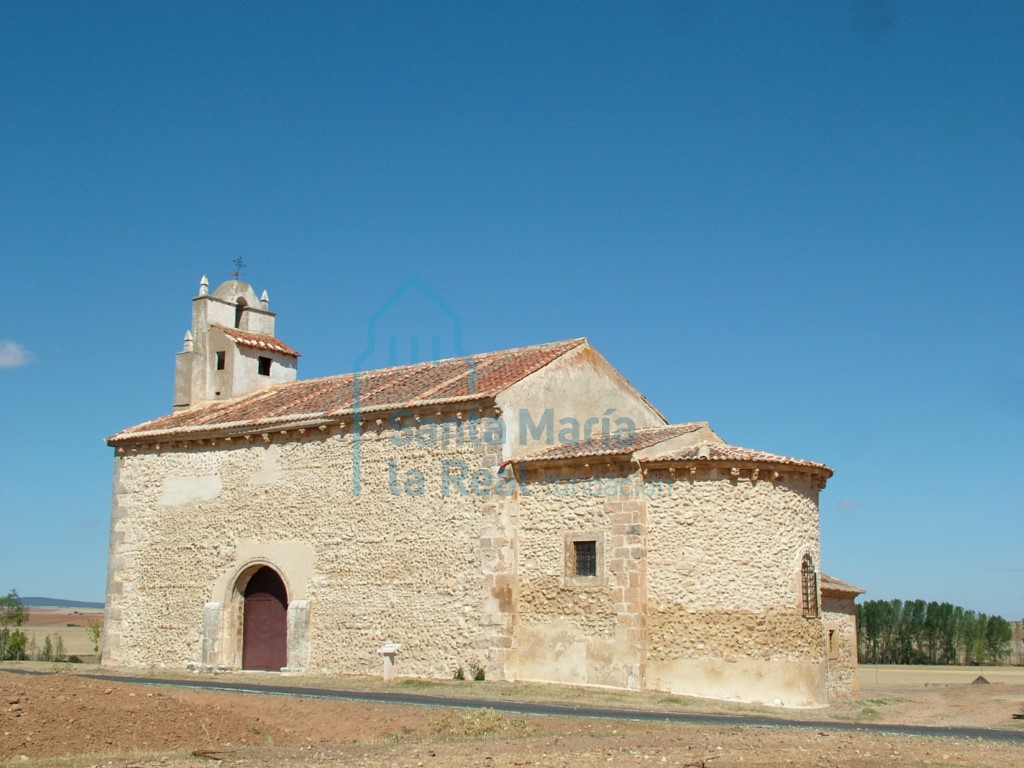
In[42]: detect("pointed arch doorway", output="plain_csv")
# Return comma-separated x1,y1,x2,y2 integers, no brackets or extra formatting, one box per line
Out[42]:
242,566,288,671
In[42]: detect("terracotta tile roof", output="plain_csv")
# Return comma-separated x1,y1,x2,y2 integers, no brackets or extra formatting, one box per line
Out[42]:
509,425,830,477
642,442,833,476
820,573,866,597
109,338,587,443
216,326,300,357
509,424,705,463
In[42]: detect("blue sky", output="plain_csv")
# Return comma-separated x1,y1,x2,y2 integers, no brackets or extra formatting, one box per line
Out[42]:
0,1,1021,619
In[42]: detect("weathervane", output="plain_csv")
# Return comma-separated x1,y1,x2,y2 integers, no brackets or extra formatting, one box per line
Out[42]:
231,257,247,280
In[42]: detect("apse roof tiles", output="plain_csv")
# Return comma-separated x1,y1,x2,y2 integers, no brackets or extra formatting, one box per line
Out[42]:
510,423,706,463
642,442,833,474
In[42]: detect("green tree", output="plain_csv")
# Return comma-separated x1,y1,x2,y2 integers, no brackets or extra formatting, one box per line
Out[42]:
856,598,1015,666
86,618,102,653
942,603,959,664
857,601,879,662
922,601,941,663
958,611,980,664
904,599,927,664
5,631,27,660
879,599,902,663
0,589,30,661
985,616,1013,663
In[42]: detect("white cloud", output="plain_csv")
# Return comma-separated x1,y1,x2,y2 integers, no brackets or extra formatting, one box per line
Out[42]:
0,340,33,369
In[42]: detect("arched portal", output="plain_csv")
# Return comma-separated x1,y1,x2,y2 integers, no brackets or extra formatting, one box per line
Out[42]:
242,566,288,670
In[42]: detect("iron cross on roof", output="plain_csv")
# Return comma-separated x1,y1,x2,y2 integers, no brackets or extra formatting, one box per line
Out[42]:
231,258,246,280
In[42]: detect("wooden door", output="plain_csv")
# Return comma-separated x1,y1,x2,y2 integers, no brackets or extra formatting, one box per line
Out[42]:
242,567,288,670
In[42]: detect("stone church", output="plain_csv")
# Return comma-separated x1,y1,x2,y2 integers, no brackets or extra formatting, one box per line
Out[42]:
103,276,862,706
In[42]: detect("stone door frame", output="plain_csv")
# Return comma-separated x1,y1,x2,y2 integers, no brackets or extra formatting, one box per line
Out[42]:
200,558,310,672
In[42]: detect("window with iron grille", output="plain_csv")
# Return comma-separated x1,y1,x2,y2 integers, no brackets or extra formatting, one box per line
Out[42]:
573,540,597,577
801,554,819,618
564,532,604,585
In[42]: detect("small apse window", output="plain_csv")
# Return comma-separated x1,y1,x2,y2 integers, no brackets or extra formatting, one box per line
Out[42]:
215,351,226,370
801,554,819,618
258,357,271,376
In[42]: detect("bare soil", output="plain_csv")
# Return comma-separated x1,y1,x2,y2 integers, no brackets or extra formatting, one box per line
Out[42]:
2,667,1023,767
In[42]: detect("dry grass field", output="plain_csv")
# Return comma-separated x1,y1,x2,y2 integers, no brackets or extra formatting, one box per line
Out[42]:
859,664,1024,687
18,608,104,662
1,664,1022,767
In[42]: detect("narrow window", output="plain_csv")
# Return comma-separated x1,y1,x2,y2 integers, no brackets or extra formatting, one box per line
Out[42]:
827,628,839,660
215,351,226,370
801,554,819,618
258,356,272,376
234,298,247,328
565,532,604,584
573,540,597,577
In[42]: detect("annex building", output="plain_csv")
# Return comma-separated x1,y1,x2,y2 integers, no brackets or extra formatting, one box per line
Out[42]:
103,277,862,706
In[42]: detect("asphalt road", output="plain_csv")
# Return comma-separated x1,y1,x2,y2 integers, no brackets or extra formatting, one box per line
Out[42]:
8,669,1024,745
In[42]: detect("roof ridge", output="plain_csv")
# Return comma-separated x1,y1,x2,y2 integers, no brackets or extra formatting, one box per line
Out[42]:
110,337,592,443
169,337,588,401
341,338,585,408
632,422,708,434
700,442,829,465
347,337,587,377
641,441,833,474
509,422,708,464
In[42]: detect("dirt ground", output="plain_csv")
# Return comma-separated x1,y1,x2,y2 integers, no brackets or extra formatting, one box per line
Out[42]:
2,666,1023,767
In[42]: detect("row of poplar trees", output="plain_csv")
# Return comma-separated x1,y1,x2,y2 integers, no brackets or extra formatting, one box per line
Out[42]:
856,599,1014,665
